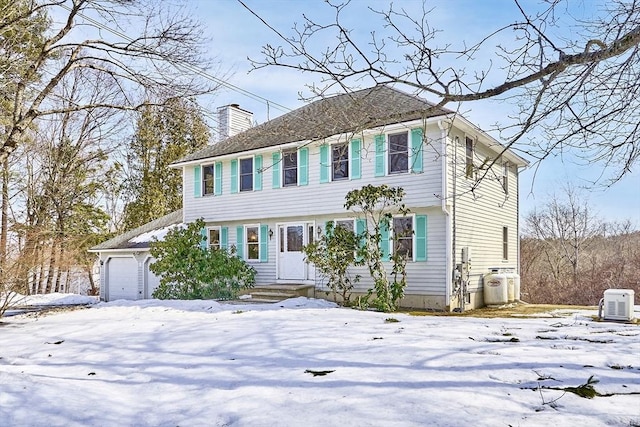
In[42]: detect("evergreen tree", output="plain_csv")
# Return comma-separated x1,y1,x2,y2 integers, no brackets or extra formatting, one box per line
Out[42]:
123,98,210,230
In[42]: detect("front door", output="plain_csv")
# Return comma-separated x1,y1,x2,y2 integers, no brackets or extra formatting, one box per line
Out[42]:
277,224,306,280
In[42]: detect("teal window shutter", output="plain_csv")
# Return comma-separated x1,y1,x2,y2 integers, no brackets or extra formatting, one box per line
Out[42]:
380,221,390,261
411,128,424,173
254,155,263,191
324,221,334,237
230,159,238,194
260,224,268,262
374,135,386,177
214,162,223,195
199,227,207,250
355,218,366,261
236,226,244,259
350,139,361,179
415,215,428,261
194,166,202,198
221,227,228,250
272,152,281,188
319,144,329,183
299,147,309,186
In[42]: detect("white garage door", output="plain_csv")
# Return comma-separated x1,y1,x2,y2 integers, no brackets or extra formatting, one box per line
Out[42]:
145,258,162,299
106,257,139,301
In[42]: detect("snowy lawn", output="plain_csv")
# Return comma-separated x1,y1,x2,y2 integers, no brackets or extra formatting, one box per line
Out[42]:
1,295,639,427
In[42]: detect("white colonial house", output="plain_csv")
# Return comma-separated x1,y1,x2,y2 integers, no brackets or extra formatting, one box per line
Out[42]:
91,85,528,310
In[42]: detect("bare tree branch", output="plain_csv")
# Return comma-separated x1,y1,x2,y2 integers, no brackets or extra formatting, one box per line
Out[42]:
1,0,219,162
245,0,640,183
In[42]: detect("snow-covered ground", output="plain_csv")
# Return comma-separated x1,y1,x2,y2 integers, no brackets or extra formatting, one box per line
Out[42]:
1,295,638,427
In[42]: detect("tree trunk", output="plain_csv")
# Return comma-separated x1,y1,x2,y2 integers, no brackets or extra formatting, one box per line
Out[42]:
0,157,8,279
86,266,98,296
44,243,56,293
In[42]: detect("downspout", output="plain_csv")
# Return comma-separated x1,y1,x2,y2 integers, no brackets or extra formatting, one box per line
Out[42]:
516,166,522,277
438,120,452,309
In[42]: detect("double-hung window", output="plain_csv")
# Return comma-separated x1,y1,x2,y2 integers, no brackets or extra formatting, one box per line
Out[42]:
389,132,409,174
502,226,509,260
202,165,215,195
465,137,475,179
246,226,260,260
239,158,253,192
283,150,298,186
208,227,220,250
502,162,509,194
393,217,413,258
332,143,349,180
335,219,354,232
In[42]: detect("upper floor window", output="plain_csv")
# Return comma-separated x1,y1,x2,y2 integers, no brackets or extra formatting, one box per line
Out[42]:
283,149,298,187
332,143,349,180
389,132,409,174
246,226,260,260
393,217,413,258
502,162,509,194
208,227,220,250
240,157,253,192
465,137,474,179
202,165,215,195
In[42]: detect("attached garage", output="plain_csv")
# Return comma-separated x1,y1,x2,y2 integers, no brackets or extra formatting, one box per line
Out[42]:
105,257,139,300
89,210,183,302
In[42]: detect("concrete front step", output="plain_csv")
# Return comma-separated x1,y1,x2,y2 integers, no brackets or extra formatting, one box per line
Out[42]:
240,284,315,302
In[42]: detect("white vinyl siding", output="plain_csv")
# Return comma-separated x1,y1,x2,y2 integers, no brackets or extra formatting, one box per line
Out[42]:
447,129,520,293
183,126,443,224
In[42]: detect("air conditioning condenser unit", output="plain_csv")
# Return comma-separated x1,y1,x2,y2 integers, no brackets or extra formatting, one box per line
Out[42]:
602,289,635,321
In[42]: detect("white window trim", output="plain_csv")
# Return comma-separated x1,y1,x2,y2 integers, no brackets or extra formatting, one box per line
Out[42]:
202,163,216,196
331,142,350,182
502,226,509,261
244,223,261,262
387,131,410,175
464,135,477,180
334,218,355,232
390,214,416,262
239,156,254,192
282,149,299,187
502,162,509,194
207,226,221,250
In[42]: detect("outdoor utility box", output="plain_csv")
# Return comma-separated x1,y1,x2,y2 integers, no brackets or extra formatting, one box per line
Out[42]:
603,289,635,321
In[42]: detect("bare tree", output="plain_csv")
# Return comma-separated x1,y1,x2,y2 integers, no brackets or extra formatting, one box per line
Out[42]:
242,0,640,183
1,0,219,162
524,186,603,289
516,187,640,304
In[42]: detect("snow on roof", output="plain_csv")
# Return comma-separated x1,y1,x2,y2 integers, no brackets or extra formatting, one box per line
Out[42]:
128,223,184,244
89,209,183,252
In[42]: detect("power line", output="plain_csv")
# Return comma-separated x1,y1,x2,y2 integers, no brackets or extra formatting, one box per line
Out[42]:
56,2,292,115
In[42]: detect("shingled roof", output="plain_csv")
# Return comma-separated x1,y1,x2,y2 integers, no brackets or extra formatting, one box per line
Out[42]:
89,209,183,251
176,85,451,164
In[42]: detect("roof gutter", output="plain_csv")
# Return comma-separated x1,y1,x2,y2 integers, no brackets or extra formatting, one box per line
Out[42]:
169,139,312,169
171,117,450,169
87,248,149,254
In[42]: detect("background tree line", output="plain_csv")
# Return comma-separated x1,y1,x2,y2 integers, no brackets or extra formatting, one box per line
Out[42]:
1,0,213,297
520,187,639,305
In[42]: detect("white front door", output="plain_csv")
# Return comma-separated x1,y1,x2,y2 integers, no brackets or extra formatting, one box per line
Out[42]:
277,224,306,280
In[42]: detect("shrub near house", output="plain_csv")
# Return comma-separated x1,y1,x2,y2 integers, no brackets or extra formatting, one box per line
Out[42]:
149,219,256,300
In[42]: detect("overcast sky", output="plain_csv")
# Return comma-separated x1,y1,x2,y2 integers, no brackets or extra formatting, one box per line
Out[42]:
190,0,639,225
